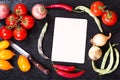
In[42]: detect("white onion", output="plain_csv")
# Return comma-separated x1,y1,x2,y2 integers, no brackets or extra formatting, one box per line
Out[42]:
88,45,102,61
90,33,111,47
0,3,10,19
32,4,47,20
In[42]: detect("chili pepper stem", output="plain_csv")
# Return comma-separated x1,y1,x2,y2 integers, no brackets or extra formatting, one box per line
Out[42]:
50,60,57,71
72,10,85,13
75,68,80,71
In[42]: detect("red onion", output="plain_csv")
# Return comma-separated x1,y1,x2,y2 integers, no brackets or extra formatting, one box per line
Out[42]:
32,4,47,20
0,3,10,19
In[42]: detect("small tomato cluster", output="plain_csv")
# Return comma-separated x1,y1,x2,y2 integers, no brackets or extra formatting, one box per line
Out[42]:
0,3,35,41
90,1,118,27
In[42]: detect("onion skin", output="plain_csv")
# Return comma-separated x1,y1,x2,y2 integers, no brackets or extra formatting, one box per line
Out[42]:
0,3,10,19
88,45,102,61
90,33,111,47
32,4,47,20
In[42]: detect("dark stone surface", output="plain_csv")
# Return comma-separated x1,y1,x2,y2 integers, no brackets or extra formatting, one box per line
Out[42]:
0,0,120,80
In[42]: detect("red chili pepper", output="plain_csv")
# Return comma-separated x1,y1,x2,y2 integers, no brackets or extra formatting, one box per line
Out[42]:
53,64,76,72
45,4,73,12
56,69,85,78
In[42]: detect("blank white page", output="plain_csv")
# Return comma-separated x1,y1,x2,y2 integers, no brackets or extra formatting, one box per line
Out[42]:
51,17,88,64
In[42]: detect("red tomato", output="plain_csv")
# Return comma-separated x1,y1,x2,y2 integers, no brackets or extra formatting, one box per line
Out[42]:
6,14,19,27
0,26,13,40
90,1,105,16
14,3,27,16
13,27,27,41
21,15,35,29
102,10,118,26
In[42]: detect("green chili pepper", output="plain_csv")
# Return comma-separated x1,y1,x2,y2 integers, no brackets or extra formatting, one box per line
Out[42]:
37,22,49,59
106,43,114,71
100,44,116,69
92,46,120,75
74,6,103,33
100,46,110,69
99,48,119,75
108,48,119,73
92,60,108,74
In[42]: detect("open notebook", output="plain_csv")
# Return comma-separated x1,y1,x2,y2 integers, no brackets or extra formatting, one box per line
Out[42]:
51,17,88,64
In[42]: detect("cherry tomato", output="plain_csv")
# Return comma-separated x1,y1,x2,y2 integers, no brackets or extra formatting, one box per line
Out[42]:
21,15,35,29
14,3,27,16
17,55,31,72
0,26,13,40
0,49,15,60
102,10,118,26
6,14,19,27
0,60,13,70
13,26,27,41
0,40,10,50
90,1,105,16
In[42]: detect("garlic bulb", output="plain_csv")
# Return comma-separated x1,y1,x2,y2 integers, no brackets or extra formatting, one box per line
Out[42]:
88,45,102,61
90,33,111,47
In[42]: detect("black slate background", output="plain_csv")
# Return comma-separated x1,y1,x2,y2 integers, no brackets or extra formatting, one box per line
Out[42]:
0,0,120,80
